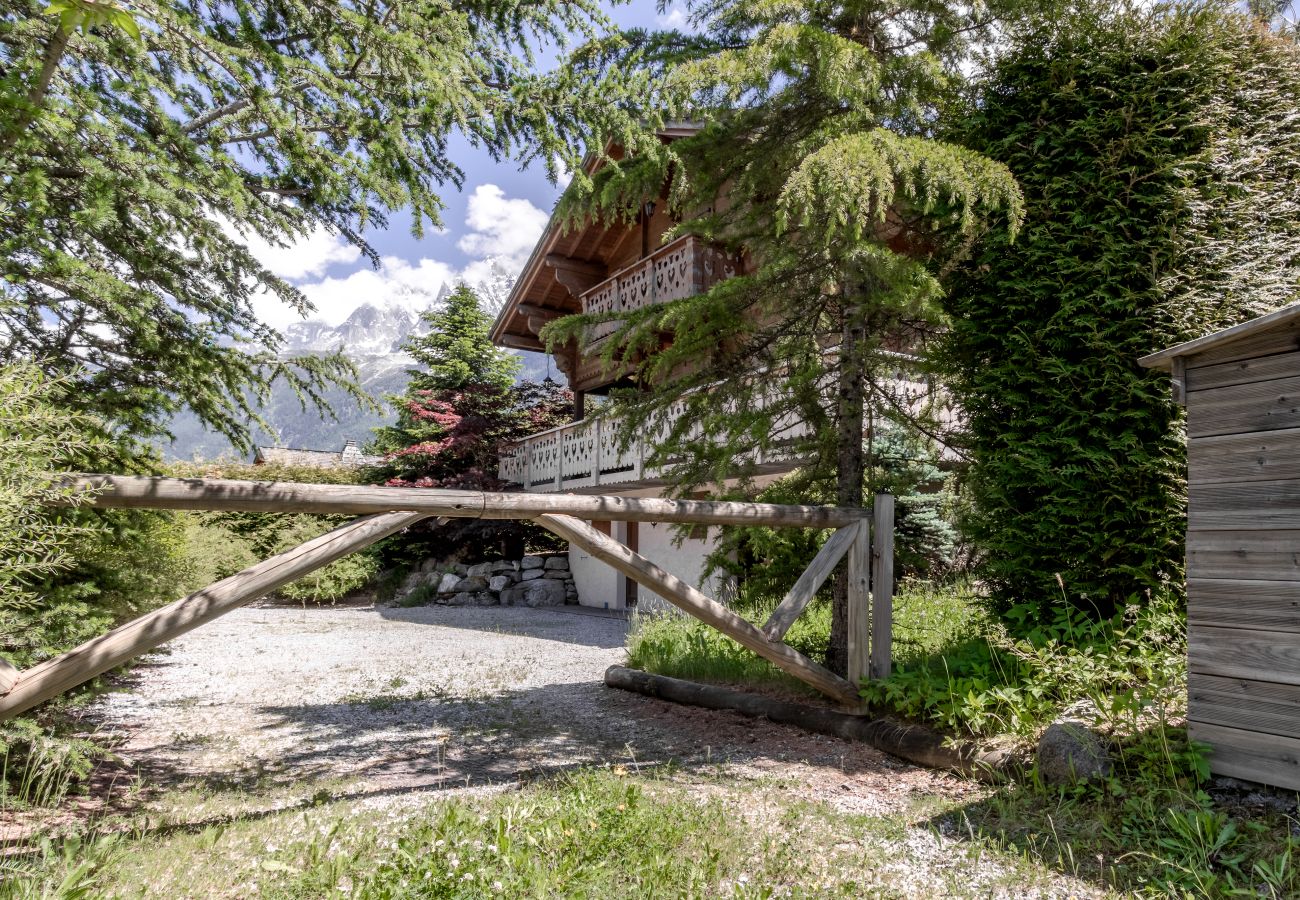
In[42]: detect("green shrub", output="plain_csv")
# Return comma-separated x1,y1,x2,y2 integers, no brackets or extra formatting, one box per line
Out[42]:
944,3,1300,615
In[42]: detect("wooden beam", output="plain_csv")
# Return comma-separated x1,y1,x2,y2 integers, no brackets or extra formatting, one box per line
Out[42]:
545,254,606,296
870,493,895,681
535,513,859,705
0,512,426,722
761,524,858,642
846,520,871,685
516,303,566,323
497,333,547,352
57,475,871,529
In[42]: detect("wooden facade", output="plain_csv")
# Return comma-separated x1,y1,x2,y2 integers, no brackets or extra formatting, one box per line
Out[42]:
1141,303,1300,791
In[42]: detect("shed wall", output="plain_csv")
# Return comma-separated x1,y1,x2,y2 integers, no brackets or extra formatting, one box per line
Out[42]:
1184,329,1300,790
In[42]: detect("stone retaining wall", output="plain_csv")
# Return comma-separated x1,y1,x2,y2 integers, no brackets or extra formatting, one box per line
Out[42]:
397,553,576,607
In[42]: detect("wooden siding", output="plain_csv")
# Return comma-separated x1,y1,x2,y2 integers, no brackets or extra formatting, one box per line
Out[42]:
1183,333,1300,791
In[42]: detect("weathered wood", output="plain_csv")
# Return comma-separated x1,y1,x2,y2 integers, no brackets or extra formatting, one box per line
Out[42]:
1188,624,1300,686
1171,356,1187,405
1189,673,1300,740
604,666,1019,781
1189,478,1300,530
1187,374,1300,439
846,520,871,685
1186,350,1300,393
56,475,870,529
1188,579,1300,632
1185,324,1300,370
497,334,548,352
1139,303,1300,370
536,514,859,705
761,524,858,642
870,493,895,681
1188,427,1300,484
0,511,426,722
1188,720,1300,791
1187,530,1300,581
0,656,18,695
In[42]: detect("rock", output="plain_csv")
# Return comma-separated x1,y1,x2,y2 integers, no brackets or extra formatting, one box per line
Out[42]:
473,591,498,606
543,570,570,580
449,591,476,605
1037,719,1112,786
437,572,461,594
466,562,493,577
520,569,545,581
501,579,565,607
543,556,569,571
490,560,517,574
520,555,544,570
449,563,468,576
488,575,512,592
453,575,488,592
418,558,441,573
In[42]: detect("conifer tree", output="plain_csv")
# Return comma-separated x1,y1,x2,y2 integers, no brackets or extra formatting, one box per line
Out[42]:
551,1,1026,673
371,285,570,557
0,0,633,453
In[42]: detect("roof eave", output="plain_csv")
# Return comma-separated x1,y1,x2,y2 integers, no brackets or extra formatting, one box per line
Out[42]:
1139,302,1300,370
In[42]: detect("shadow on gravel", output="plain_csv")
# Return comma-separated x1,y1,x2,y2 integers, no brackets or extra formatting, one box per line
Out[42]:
375,604,629,650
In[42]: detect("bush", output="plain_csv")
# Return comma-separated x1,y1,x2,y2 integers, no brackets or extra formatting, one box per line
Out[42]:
944,3,1300,615
168,461,384,604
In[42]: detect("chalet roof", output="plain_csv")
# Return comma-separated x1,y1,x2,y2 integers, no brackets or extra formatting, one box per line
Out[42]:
488,124,704,351
253,441,384,469
1139,302,1300,371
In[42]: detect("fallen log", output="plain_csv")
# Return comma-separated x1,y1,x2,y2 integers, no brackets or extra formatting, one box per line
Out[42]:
604,665,1021,782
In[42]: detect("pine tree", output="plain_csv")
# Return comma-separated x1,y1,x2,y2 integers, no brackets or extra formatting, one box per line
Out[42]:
371,285,570,558
0,0,636,454
552,0,1027,673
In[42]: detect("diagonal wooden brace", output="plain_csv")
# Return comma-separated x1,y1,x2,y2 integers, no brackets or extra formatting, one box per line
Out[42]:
761,522,861,642
0,511,427,722
535,514,859,706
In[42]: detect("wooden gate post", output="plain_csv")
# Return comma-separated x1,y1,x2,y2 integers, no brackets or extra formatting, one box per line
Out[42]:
846,519,871,686
0,511,426,722
870,493,895,680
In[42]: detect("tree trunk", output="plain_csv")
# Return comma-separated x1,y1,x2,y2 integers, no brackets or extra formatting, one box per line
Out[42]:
827,301,867,677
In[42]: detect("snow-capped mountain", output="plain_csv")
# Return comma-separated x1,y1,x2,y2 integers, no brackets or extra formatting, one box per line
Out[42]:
163,272,562,462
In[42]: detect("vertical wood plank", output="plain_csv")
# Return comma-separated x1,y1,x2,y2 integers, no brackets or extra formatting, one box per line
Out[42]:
871,493,895,681
846,520,871,685
1171,356,1187,406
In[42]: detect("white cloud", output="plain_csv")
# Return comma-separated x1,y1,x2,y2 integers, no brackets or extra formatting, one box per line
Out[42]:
246,183,547,329
221,217,361,281
658,5,687,28
456,184,549,270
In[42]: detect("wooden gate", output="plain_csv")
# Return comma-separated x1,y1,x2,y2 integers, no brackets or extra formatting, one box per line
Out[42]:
0,475,894,720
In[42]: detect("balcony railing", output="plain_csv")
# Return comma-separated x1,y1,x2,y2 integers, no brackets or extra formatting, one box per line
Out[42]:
580,234,738,349
497,393,810,493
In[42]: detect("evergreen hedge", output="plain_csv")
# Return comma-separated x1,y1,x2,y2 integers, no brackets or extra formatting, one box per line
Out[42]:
944,4,1300,614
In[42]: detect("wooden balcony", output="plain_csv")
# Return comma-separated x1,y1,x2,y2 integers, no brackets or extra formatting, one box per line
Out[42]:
498,386,813,493
579,234,738,351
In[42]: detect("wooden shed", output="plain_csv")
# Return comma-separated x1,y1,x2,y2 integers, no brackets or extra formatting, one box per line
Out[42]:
1140,303,1300,791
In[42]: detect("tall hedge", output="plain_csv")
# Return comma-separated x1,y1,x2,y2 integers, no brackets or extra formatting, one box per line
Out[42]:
944,4,1300,614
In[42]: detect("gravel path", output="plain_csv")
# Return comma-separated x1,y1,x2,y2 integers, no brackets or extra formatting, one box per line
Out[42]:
90,603,967,815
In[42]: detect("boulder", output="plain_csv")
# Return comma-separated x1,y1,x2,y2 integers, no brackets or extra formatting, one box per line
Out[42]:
473,591,498,606
543,570,570,580
520,555,544,570
418,558,441,573
488,575,512,592
520,568,545,581
437,572,462,594
490,560,517,574
453,575,489,592
466,562,493,577
449,563,469,576
543,556,569,571
1037,719,1112,786
502,579,564,607
449,591,476,605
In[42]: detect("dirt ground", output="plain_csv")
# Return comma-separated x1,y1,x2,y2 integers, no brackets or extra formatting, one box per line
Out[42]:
84,602,975,818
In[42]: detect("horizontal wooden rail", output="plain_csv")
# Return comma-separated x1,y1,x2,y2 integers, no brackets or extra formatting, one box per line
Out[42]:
536,513,860,705
0,511,427,722
56,475,869,528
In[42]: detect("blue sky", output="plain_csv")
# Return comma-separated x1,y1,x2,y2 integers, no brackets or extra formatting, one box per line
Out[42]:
247,2,684,330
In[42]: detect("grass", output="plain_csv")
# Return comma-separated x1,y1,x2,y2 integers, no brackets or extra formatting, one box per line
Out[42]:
626,580,982,695
0,767,1106,899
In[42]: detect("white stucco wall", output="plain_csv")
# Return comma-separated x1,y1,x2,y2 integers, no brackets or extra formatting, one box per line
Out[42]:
568,520,729,611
